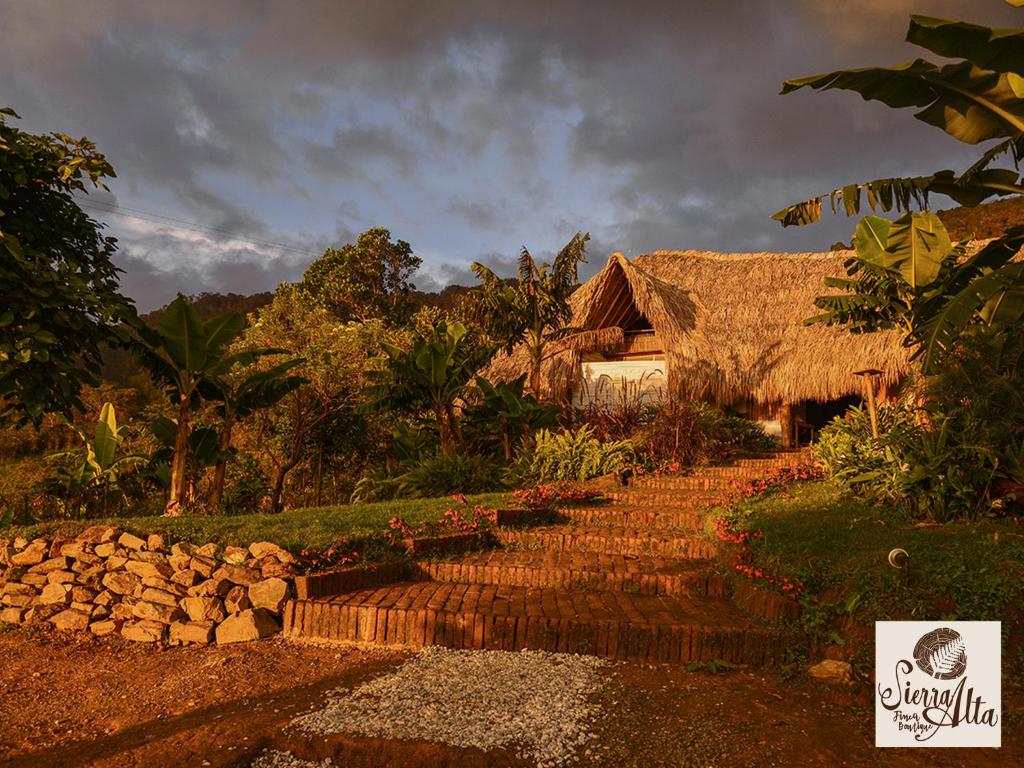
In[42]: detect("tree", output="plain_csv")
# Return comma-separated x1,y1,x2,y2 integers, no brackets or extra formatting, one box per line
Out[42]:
202,358,306,508
149,417,222,508
300,227,422,325
0,107,136,426
464,375,559,460
776,8,1024,370
242,285,375,512
362,320,493,454
135,296,278,516
471,232,590,397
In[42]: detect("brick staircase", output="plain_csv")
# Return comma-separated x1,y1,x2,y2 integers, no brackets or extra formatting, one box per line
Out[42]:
283,452,806,665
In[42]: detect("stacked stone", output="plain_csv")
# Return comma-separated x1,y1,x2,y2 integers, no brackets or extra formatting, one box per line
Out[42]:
0,526,297,646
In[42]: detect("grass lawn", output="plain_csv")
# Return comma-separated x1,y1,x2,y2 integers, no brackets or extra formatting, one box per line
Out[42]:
6,492,511,554
725,479,1024,670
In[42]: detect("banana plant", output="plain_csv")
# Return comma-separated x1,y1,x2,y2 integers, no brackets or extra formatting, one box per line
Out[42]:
149,416,224,507
464,374,559,460
46,403,145,516
200,358,307,507
776,7,1024,373
809,210,1024,373
135,295,283,515
774,13,1024,226
362,320,493,454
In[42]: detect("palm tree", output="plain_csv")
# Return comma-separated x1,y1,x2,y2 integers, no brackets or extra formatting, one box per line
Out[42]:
471,232,589,397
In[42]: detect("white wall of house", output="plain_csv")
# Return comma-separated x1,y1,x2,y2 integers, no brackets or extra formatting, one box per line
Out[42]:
572,360,667,408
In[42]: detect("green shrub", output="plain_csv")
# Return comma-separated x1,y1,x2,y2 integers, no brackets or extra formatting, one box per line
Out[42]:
508,426,633,484
813,403,917,480
815,398,1018,523
631,401,775,467
221,454,269,515
706,410,778,456
352,452,505,503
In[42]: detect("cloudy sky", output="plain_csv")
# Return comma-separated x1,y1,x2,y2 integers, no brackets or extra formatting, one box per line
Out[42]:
1,0,1018,310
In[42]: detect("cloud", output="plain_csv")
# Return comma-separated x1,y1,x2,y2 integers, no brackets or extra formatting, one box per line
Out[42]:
306,124,418,181
448,199,505,231
2,0,1017,309
108,216,320,310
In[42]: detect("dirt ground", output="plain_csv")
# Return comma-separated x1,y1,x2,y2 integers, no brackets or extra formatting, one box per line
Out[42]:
0,627,1020,768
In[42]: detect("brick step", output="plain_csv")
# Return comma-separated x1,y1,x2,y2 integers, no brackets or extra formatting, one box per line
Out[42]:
605,490,729,508
691,461,806,477
584,490,725,509
283,582,783,665
419,550,728,597
495,526,719,558
554,506,708,530
713,452,810,468
629,452,815,490
628,475,741,491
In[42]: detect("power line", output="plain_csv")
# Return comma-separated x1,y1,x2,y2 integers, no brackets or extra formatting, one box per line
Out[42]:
77,198,319,257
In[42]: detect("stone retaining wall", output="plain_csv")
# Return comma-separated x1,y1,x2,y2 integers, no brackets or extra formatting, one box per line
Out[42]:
0,526,298,645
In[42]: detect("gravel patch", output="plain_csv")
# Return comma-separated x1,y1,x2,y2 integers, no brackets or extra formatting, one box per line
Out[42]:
290,646,610,767
250,750,333,768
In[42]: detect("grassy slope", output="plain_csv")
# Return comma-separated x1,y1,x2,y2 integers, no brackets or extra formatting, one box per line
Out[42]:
728,480,1024,667
7,492,510,553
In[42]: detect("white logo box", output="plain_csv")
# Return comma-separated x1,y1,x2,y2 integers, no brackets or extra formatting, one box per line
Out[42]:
876,621,1001,748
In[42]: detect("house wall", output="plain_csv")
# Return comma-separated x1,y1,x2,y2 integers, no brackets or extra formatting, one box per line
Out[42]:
572,359,667,408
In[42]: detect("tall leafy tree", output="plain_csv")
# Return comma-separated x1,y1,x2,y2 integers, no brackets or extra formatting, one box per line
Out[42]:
776,7,1024,370
471,232,589,397
0,107,136,425
300,227,422,325
242,285,375,512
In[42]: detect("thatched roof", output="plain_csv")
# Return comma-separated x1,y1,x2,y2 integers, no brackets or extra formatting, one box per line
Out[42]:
482,249,912,404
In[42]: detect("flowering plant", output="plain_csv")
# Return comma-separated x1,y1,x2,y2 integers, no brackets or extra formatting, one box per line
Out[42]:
385,496,497,545
729,461,824,502
512,481,603,509
715,517,803,597
298,538,361,573
629,458,685,478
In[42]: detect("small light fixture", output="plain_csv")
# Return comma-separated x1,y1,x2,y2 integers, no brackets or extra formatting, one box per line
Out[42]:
887,548,909,570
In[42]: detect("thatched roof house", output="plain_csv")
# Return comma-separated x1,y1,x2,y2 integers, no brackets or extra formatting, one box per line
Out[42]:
483,249,912,446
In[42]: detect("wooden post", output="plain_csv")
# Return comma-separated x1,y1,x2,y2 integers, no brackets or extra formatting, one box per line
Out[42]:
854,368,883,440
779,401,794,449
865,380,879,439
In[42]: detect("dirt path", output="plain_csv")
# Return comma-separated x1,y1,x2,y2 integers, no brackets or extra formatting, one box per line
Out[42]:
0,628,407,768
0,628,1020,767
